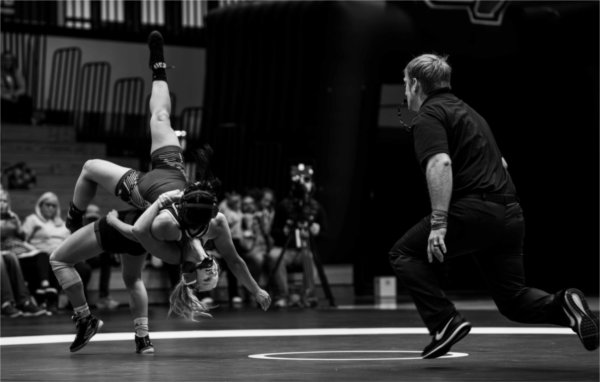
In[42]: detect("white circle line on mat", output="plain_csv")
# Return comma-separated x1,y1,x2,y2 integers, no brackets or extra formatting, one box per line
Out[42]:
248,350,469,361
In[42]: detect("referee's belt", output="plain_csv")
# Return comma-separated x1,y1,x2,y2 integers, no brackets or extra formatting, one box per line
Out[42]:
461,193,519,205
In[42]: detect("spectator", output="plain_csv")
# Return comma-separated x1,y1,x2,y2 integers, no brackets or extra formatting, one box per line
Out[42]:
1,51,33,124
268,164,326,308
217,192,244,305
0,188,58,312
258,187,276,237
21,191,92,313
1,251,46,317
83,205,120,310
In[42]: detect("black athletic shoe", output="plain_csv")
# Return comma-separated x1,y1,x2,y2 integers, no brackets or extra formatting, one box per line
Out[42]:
69,314,104,352
562,288,599,351
135,335,155,354
422,313,471,359
148,30,165,69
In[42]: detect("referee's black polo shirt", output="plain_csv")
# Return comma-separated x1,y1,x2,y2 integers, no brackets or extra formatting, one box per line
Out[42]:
411,87,516,198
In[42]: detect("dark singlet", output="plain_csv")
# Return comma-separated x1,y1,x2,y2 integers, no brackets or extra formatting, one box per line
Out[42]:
115,145,188,209
94,210,146,256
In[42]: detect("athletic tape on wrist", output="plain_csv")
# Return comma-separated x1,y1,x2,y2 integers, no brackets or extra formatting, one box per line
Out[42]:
430,209,448,230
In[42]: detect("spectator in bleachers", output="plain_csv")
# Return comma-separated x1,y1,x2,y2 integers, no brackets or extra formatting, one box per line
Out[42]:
21,191,92,313
218,192,244,305
258,187,276,238
0,188,59,313
1,251,46,317
83,204,121,311
1,51,33,124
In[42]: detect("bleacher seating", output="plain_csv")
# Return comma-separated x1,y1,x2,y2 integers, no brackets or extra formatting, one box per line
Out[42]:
1,123,135,219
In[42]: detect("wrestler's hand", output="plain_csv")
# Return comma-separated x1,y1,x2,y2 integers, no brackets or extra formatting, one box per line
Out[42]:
254,289,272,311
157,189,184,209
106,209,119,227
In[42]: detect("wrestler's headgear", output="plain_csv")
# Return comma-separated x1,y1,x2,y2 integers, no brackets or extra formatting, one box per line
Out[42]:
177,183,218,238
181,255,220,292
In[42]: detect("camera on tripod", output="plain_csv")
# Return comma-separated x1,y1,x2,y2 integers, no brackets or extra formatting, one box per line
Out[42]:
290,163,314,202
266,162,335,306
285,163,318,248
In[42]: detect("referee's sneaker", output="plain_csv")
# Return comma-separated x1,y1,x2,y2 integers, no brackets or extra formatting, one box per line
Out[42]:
562,288,599,351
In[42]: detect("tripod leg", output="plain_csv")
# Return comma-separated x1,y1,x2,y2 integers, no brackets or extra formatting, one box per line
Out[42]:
309,236,336,307
265,233,294,291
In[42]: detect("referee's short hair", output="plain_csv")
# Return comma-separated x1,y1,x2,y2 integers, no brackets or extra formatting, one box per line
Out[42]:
404,54,452,96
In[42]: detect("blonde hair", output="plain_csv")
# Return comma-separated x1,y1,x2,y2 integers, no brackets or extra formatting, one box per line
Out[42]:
35,191,63,225
404,54,452,95
167,279,213,321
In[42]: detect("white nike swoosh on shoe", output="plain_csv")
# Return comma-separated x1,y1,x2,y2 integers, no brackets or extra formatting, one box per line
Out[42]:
562,306,576,328
435,317,455,341
565,292,586,328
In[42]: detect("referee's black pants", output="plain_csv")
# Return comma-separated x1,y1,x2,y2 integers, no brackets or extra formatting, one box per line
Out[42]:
389,197,570,334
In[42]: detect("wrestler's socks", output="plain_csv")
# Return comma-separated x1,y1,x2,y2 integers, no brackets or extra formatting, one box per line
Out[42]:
73,304,91,319
134,317,149,338
148,30,167,82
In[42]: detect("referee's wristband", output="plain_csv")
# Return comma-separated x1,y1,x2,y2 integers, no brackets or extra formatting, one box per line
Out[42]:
430,209,448,230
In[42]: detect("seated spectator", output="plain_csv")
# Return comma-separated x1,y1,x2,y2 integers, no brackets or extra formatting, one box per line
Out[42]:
1,251,46,317
21,191,92,313
258,187,276,236
0,188,58,312
1,51,33,124
83,205,120,310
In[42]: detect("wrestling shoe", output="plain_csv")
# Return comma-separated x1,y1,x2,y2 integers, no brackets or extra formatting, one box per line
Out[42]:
70,314,104,352
422,313,471,359
148,31,167,69
562,288,599,351
135,335,155,354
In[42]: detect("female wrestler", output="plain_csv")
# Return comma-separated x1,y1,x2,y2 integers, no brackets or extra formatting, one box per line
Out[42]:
65,30,190,245
50,185,271,354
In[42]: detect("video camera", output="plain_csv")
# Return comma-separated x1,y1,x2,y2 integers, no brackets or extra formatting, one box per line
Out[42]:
285,163,318,246
290,163,314,201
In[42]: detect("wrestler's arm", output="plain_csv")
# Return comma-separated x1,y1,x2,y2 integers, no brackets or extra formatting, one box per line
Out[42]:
106,210,137,242
180,236,208,264
211,213,271,310
130,200,182,264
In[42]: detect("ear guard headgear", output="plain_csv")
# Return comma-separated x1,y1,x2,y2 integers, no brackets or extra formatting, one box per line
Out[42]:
177,186,218,238
181,256,220,292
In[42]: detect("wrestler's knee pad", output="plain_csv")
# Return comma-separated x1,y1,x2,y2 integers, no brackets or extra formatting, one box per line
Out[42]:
49,259,82,289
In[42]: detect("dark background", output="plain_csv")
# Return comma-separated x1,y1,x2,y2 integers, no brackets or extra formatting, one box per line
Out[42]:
199,1,599,296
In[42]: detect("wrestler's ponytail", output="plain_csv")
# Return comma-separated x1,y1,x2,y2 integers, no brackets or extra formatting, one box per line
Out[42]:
168,279,213,321
190,144,221,194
